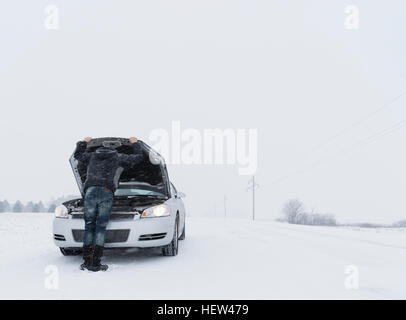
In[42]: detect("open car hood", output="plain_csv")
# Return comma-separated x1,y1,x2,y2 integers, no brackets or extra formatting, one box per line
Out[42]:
69,137,170,198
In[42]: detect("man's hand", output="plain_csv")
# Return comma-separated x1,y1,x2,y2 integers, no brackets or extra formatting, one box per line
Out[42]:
129,137,138,144
84,137,92,143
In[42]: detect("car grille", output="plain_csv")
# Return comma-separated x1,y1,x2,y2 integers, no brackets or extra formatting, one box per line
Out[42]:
71,213,135,220
72,229,130,243
138,233,167,241
111,206,138,212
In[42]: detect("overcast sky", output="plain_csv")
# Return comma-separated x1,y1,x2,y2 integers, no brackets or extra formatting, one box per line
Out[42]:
0,1,405,223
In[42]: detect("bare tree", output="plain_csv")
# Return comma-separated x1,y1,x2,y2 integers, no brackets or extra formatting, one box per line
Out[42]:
281,200,337,226
296,212,308,225
283,199,305,224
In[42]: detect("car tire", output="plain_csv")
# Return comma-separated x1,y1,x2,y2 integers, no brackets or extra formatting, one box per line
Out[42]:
162,217,179,256
60,248,82,256
179,223,185,240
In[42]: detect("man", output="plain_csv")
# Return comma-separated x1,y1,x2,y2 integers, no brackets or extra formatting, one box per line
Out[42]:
74,137,144,271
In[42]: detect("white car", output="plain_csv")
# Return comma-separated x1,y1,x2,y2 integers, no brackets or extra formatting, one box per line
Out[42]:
53,137,186,256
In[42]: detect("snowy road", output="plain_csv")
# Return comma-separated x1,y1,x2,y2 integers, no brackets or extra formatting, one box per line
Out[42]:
0,212,405,299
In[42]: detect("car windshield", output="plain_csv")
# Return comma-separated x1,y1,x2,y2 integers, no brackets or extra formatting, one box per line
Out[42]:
114,187,167,198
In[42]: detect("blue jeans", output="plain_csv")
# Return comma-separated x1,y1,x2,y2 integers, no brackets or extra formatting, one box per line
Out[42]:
83,186,114,247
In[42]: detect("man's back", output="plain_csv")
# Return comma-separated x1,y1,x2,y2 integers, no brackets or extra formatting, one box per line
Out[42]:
74,140,144,193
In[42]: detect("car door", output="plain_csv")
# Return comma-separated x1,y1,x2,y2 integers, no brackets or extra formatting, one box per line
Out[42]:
170,182,186,232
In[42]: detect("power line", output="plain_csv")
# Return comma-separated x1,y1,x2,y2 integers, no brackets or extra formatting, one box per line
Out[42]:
223,195,227,218
270,119,406,185
269,87,406,186
309,89,406,154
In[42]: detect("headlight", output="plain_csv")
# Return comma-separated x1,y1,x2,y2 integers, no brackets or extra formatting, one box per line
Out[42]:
55,205,69,219
141,205,170,218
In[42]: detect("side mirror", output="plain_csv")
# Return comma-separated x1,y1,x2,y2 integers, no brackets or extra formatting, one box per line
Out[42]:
177,192,186,199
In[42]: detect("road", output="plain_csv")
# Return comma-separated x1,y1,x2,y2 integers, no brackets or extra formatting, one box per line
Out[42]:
0,213,405,299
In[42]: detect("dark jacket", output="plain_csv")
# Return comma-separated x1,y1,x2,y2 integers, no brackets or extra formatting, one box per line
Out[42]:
74,141,144,193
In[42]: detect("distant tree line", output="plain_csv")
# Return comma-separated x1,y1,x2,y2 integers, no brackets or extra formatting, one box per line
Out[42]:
280,199,406,228
281,199,337,226
392,219,406,227
0,200,53,213
0,195,78,213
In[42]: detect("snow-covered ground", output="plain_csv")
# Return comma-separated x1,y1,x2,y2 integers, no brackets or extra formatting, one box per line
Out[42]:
0,212,405,299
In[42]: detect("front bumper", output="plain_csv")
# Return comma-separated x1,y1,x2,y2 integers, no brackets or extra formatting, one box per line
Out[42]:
53,214,174,248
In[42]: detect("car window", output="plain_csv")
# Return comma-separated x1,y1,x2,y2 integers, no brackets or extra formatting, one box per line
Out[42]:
114,188,166,198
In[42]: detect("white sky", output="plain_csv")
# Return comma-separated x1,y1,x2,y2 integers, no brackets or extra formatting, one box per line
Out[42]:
0,1,405,223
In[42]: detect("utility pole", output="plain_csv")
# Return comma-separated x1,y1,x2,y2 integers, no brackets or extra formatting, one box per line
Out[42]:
247,176,259,221
224,195,227,218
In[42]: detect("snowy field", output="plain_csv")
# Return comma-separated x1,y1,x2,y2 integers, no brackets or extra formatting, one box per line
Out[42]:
0,212,405,299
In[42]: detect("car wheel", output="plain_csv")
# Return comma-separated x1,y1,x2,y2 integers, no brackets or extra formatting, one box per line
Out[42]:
162,217,179,256
60,248,82,256
179,223,185,240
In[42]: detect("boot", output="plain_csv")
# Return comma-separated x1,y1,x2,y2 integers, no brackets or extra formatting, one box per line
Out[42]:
89,245,108,272
80,245,93,270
